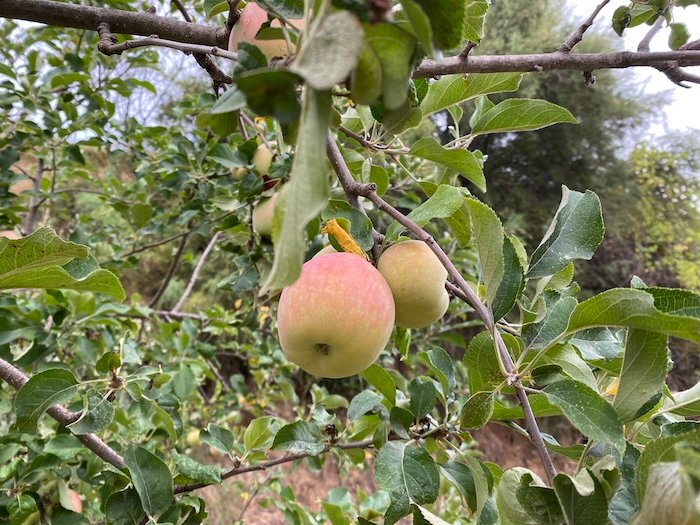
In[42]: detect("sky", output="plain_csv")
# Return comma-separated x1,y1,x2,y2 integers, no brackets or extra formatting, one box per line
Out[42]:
569,0,699,136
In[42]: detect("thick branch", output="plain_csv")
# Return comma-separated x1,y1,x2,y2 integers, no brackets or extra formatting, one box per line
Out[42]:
0,357,125,469
326,144,557,483
0,0,227,48
413,50,700,76
558,0,611,53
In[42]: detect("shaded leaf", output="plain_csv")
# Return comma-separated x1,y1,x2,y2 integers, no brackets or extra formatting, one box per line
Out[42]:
15,368,78,432
123,447,173,516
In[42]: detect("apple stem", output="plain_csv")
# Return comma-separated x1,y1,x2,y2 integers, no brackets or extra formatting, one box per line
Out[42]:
327,135,558,484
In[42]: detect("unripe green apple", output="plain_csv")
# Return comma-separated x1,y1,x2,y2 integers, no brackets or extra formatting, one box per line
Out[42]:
252,192,279,237
252,144,272,176
277,252,395,378
228,3,304,61
186,429,201,447
377,240,449,329
231,166,247,180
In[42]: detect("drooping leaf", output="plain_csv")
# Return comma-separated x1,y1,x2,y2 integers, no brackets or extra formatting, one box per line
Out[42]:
491,235,525,321
413,0,467,50
408,137,485,191
408,378,437,419
632,462,700,525
0,227,125,300
459,391,493,429
351,43,383,105
464,0,490,43
495,468,549,525
15,368,79,432
464,331,502,394
235,70,301,124
465,198,504,306
362,364,397,405
291,10,362,89
243,416,280,452
375,441,440,524
613,330,670,422
609,445,641,525
439,458,490,519
105,488,145,525
200,424,234,453
348,390,385,420
553,470,609,525
263,88,332,291
259,0,304,18
522,293,578,350
420,73,523,117
528,187,604,279
543,379,626,454
123,447,174,516
399,0,434,54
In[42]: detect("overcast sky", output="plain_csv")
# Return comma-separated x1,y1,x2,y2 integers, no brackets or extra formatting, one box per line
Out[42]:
570,0,699,136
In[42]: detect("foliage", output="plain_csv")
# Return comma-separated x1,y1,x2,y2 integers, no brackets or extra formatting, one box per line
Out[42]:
1,1,699,525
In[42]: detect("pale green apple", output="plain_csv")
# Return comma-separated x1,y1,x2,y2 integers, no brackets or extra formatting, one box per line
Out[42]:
378,240,449,329
252,144,272,175
277,252,395,378
252,192,279,237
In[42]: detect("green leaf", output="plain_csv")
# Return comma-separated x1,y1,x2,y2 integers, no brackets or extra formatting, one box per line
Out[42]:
413,0,467,50
613,330,669,422
421,346,456,396
464,0,490,43
272,421,325,455
362,364,397,405
612,6,632,37
321,199,375,252
543,379,626,455
408,137,485,191
470,98,578,137
513,471,566,525
203,0,228,18
351,43,383,106
67,388,115,434
291,11,362,89
495,467,549,525
263,88,332,291
566,289,700,344
609,445,641,525
635,428,700,500
375,441,440,525
235,70,301,124
172,450,222,484
522,294,578,350
15,368,78,432
390,406,414,439
385,184,470,241
464,331,502,394
259,0,304,18
538,344,598,391
640,287,700,317
123,447,174,516
200,424,234,453
492,393,562,420
105,488,145,525
570,328,623,362
527,187,604,279
364,22,416,111
632,462,700,525
399,0,434,54
439,459,490,519
243,416,279,451
553,471,608,525
420,72,522,117
409,378,437,419
348,390,385,420
492,235,525,321
0,228,125,301
209,86,247,115
668,23,690,50
465,198,505,306
8,494,39,525
662,382,700,417
459,391,493,429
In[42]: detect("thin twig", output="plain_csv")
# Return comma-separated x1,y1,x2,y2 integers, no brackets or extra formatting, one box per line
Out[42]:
637,14,665,52
98,34,237,63
0,357,125,469
338,125,378,151
148,233,189,308
558,0,611,53
327,143,558,484
171,231,221,313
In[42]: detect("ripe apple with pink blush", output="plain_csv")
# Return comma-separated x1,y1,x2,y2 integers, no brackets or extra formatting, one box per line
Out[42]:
228,2,304,61
277,252,395,378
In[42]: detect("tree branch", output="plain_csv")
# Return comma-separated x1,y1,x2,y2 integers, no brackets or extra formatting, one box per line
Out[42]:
413,50,700,76
97,32,237,63
558,0,611,53
0,0,227,48
637,14,665,52
171,231,221,313
148,232,189,309
326,144,558,484
0,357,125,469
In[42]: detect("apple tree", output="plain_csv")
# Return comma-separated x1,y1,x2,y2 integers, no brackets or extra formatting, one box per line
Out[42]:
1,1,700,524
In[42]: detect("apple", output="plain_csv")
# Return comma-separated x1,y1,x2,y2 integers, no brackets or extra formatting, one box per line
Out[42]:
377,240,449,329
252,144,272,175
313,244,338,258
228,2,304,61
277,252,395,378
186,429,201,447
252,192,279,237
66,489,82,513
231,166,247,179
0,230,19,239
